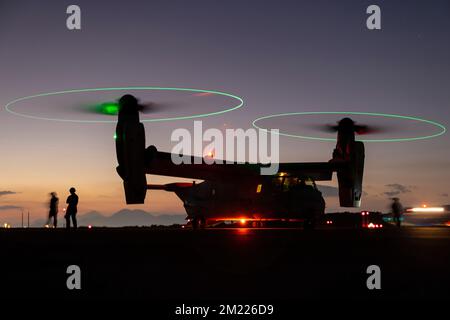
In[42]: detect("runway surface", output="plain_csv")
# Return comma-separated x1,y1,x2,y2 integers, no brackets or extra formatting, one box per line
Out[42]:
1,227,449,301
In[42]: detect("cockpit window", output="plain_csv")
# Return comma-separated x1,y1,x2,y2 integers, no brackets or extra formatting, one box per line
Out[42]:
303,178,315,187
283,177,299,191
271,176,317,191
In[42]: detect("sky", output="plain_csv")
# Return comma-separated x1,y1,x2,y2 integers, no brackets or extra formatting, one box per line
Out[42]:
0,0,449,225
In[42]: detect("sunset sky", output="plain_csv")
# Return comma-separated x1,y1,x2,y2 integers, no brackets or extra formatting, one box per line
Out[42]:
1,0,449,225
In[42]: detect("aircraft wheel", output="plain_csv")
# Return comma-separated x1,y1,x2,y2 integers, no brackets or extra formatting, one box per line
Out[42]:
192,217,199,230
199,217,206,229
192,216,206,230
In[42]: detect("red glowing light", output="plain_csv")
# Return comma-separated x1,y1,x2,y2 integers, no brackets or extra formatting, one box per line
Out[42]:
193,92,214,97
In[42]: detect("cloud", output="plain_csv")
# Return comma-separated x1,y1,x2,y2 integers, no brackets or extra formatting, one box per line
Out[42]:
384,184,414,197
0,205,22,211
0,191,17,197
441,193,449,197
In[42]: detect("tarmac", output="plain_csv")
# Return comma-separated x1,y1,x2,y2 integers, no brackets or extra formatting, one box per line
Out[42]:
1,226,449,302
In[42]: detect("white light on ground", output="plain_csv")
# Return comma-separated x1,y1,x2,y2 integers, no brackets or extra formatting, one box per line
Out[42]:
408,207,445,213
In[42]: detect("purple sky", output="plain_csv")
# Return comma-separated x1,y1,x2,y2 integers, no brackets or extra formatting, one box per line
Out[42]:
1,0,449,225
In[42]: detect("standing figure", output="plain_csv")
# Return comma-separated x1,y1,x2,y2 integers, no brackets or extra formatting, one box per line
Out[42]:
65,187,79,229
47,192,59,228
391,197,403,228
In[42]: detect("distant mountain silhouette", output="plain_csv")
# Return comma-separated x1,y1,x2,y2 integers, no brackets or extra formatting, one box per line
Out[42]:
32,209,185,227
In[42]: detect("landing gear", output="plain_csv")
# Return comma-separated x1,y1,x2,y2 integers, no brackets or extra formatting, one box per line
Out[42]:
253,221,264,228
192,216,206,230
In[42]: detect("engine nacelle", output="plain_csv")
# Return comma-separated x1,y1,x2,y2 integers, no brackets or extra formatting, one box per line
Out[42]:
332,118,365,208
115,96,147,204
336,141,364,207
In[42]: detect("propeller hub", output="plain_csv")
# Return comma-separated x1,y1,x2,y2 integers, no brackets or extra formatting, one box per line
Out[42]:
117,94,141,123
337,117,355,128
118,94,140,114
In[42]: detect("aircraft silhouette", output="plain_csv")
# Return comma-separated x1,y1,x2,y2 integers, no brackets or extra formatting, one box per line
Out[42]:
114,94,366,229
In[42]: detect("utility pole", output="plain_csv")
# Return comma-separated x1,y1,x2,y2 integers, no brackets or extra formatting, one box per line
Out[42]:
21,209,24,228
28,211,30,228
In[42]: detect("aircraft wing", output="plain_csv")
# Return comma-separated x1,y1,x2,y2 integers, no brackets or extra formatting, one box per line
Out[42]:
145,149,341,181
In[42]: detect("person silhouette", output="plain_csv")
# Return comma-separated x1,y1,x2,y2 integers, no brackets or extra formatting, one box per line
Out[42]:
391,197,403,228
47,192,59,228
65,187,79,229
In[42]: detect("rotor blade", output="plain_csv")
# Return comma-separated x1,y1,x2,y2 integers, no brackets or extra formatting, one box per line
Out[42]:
307,122,394,135
306,124,339,133
139,101,179,114
74,102,120,116
74,98,189,117
354,124,391,135
75,101,176,116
